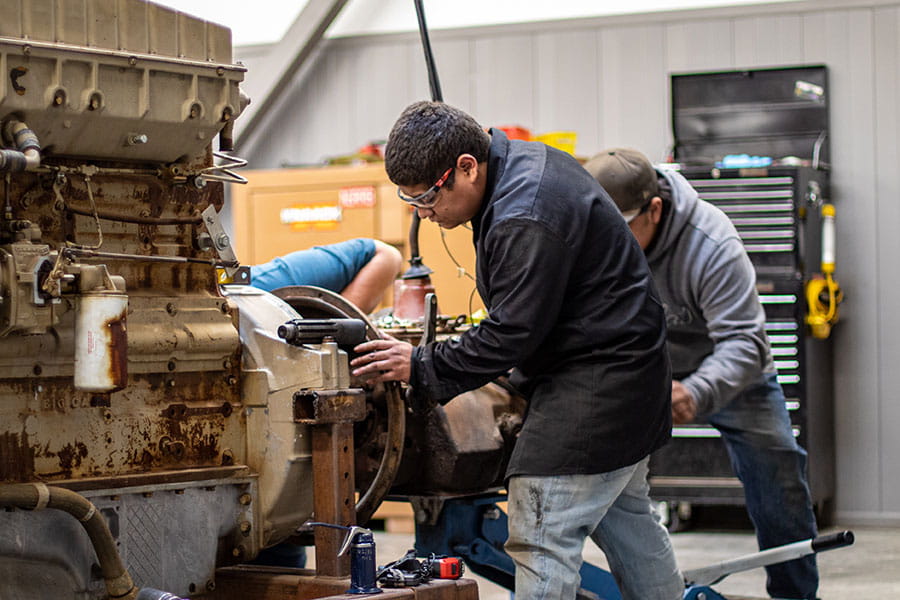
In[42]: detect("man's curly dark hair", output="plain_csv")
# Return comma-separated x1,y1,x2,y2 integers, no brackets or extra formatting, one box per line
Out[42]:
384,101,491,189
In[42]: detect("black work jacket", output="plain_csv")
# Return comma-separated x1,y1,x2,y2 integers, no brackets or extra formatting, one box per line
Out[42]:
410,129,672,477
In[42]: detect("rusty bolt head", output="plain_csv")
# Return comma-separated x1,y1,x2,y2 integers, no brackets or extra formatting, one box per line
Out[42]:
216,66,225,76
231,546,244,559
239,521,251,534
238,493,252,506
206,581,216,592
165,302,177,316
222,449,235,466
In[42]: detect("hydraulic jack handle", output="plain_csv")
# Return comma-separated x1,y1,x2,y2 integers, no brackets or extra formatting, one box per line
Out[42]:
683,531,854,587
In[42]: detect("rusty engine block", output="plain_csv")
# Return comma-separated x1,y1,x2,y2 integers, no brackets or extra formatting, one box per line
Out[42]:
0,2,523,599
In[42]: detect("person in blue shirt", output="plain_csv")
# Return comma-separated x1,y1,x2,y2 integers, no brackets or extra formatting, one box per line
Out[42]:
249,238,402,313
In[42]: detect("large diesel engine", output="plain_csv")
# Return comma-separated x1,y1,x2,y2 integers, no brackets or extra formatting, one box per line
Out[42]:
0,3,524,599
0,2,356,597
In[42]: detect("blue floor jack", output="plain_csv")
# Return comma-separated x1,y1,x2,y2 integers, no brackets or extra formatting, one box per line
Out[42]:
411,494,854,600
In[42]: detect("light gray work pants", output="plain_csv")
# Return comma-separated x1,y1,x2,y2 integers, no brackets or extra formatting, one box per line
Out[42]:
506,457,683,600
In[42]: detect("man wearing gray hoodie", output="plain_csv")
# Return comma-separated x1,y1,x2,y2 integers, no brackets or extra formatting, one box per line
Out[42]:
585,148,819,600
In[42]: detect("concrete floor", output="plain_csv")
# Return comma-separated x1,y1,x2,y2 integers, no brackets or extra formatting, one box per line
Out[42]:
362,524,900,599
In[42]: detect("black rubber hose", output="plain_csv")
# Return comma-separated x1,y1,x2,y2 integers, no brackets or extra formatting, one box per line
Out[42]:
408,211,422,259
0,483,138,599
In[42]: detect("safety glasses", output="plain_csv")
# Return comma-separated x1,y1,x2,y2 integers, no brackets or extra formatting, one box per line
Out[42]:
396,167,453,208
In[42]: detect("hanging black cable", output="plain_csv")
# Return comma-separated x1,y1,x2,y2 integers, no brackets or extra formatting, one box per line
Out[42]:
402,0,442,280
414,0,443,103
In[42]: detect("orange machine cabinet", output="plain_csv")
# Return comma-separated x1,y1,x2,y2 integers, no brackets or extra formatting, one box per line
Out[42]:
229,164,483,317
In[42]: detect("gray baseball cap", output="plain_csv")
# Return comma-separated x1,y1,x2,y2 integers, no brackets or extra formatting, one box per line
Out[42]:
583,148,659,222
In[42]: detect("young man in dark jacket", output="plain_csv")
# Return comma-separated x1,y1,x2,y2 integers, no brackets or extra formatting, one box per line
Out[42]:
586,148,819,600
351,101,682,599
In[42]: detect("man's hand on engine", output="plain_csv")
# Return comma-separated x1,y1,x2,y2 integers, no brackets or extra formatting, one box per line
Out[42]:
671,380,698,424
351,337,414,383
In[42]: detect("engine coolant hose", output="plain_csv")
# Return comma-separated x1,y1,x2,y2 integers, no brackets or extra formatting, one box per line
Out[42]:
0,119,41,172
0,483,140,599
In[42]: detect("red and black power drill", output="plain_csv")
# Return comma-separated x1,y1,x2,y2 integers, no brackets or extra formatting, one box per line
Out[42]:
376,550,464,587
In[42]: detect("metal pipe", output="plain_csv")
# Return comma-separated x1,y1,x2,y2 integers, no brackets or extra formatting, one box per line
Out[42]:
65,247,233,267
3,173,12,220
65,204,203,225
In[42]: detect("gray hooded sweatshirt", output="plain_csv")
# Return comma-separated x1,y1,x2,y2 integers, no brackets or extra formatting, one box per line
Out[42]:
648,168,775,416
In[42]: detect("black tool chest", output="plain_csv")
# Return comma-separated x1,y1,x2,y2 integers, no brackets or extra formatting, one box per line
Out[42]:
647,166,835,516
648,65,836,522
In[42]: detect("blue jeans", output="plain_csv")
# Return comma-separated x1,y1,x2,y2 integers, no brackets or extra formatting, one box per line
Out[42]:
707,373,819,599
506,457,682,600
